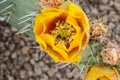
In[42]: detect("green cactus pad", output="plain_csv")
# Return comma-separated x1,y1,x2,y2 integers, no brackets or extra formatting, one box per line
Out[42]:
0,0,40,39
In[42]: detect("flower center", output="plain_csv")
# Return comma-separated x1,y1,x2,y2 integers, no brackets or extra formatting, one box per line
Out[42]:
51,20,76,49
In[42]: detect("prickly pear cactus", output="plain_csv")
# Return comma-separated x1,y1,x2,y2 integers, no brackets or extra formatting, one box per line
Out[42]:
0,0,104,69
1,0,120,77
0,0,40,39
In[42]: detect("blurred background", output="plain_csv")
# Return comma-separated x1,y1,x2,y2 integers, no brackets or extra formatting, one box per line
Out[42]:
0,0,120,80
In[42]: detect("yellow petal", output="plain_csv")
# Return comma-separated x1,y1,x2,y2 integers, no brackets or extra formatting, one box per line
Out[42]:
68,31,85,64
66,16,82,51
36,35,47,49
46,45,65,62
41,12,62,33
77,17,90,47
42,8,61,13
81,31,90,50
68,47,81,63
59,1,89,32
61,48,84,63
34,16,44,35
66,15,79,28
34,8,64,34
56,43,68,52
41,34,68,60
99,76,110,80
70,50,84,64
59,1,82,17
76,17,89,33
59,1,83,17
67,1,90,50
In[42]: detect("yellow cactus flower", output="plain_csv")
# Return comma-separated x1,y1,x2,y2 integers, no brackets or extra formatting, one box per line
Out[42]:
34,1,90,63
84,65,120,80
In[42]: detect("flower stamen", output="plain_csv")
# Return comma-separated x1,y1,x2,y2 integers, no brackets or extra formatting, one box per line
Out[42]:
51,20,76,49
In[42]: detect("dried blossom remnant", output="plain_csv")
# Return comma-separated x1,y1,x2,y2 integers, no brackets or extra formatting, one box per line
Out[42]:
40,0,64,9
101,42,120,65
90,19,108,42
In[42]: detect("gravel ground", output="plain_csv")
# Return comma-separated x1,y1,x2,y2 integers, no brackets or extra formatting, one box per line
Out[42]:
0,22,81,80
0,0,120,80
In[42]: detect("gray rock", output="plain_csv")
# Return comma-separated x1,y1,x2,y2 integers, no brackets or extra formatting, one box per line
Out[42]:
7,75,15,80
19,69,27,79
0,63,6,70
32,53,39,61
4,51,10,57
99,5,110,11
114,2,120,11
21,46,29,54
47,68,57,77
11,52,17,59
99,0,108,4
24,63,32,71
9,44,15,51
92,8,99,15
34,62,42,76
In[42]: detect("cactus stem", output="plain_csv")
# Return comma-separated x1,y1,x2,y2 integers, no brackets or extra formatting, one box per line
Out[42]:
35,0,39,6
88,44,96,63
19,24,31,32
15,29,30,35
3,11,13,22
96,56,99,63
87,57,92,64
0,0,7,5
6,12,12,22
0,3,14,13
80,65,85,74
20,12,37,20
15,24,31,35
18,17,32,24
31,19,34,28
3,11,13,16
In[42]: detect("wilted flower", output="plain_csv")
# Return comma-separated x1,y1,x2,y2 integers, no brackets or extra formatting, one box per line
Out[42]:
34,1,90,63
90,19,108,42
84,65,120,80
40,0,64,9
101,42,120,65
